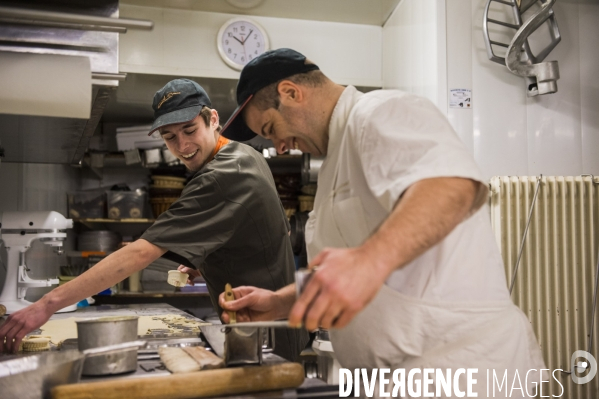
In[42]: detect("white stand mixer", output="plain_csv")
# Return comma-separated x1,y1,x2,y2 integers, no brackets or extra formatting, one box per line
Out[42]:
0,211,77,314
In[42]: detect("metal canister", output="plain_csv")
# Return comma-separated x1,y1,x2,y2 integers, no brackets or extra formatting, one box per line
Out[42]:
76,316,139,375
224,326,263,366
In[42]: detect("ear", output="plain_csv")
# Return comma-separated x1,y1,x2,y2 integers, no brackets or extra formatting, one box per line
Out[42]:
210,109,219,127
277,80,303,106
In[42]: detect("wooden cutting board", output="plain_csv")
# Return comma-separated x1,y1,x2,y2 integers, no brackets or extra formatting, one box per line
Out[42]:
51,362,305,399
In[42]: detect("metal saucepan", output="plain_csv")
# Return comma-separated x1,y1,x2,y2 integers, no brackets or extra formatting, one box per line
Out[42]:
76,315,138,375
0,340,147,399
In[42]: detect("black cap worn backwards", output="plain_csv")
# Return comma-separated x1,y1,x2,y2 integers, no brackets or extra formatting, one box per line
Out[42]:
148,79,212,135
221,48,320,141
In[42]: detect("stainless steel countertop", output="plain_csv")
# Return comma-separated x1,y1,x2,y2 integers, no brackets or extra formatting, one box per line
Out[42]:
1,304,338,398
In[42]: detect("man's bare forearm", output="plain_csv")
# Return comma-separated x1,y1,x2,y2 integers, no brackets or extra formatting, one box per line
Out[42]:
41,239,166,313
274,283,297,319
361,177,481,277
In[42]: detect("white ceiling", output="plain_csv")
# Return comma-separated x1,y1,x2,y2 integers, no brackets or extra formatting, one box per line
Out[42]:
121,0,402,26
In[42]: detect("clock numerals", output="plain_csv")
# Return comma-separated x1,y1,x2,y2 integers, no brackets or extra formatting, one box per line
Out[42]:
218,19,269,70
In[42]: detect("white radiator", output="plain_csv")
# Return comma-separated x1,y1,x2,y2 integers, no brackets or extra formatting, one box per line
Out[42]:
489,176,599,399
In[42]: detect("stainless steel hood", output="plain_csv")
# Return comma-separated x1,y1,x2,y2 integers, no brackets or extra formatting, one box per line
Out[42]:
0,0,152,165
0,85,112,164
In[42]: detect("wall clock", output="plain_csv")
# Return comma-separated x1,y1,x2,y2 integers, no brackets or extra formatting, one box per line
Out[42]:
217,17,270,70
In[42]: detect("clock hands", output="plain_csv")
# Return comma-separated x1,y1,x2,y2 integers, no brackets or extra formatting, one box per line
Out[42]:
233,29,253,47
227,27,256,64
242,29,253,45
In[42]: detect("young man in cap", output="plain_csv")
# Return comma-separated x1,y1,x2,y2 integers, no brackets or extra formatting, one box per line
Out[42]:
0,79,309,362
218,49,545,395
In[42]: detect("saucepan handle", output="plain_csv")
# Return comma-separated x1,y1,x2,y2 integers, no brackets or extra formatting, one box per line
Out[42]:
82,340,147,357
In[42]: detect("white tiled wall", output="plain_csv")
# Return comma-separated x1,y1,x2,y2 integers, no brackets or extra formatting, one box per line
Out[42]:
579,2,599,175
382,0,447,112
0,163,79,214
383,0,599,180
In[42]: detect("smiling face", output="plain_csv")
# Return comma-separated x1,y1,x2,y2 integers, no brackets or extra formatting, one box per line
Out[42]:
160,109,219,172
242,82,328,156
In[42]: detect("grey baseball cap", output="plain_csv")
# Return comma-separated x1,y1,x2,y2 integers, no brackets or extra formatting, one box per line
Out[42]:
148,79,212,135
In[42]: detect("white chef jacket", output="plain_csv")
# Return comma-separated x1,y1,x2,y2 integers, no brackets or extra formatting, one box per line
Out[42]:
305,86,545,397
310,85,510,303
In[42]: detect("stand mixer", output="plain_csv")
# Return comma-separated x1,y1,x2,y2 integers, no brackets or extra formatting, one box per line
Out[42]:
0,211,77,314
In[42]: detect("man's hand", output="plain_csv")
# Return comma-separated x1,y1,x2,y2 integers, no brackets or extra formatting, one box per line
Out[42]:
289,247,389,331
218,285,294,323
0,300,53,353
177,265,201,285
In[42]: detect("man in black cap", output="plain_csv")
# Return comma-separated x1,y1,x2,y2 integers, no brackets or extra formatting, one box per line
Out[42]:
218,49,545,395
0,79,309,362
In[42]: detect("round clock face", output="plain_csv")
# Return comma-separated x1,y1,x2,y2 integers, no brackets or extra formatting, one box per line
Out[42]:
217,18,269,70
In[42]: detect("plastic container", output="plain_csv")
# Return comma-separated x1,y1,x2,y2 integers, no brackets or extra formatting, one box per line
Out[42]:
107,190,147,219
67,189,106,219
167,270,188,287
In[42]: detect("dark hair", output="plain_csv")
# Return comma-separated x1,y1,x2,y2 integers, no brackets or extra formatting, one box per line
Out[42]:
252,69,327,111
199,106,222,133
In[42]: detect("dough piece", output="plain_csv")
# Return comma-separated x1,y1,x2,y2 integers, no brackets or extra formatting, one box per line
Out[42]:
22,337,51,352
40,318,78,345
39,314,211,345
182,346,224,370
159,347,200,374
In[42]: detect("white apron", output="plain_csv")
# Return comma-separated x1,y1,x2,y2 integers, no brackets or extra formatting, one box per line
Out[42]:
304,127,545,398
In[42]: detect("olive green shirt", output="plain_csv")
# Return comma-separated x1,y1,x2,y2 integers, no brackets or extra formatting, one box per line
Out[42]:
141,141,308,361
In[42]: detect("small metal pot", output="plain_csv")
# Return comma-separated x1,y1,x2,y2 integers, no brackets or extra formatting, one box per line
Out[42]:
0,340,147,399
76,316,139,375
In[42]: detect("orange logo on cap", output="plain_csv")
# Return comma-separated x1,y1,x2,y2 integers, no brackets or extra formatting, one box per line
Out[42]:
157,92,181,109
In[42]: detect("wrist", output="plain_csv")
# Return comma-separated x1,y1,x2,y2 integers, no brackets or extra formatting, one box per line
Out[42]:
359,237,398,279
274,288,295,320
39,292,61,314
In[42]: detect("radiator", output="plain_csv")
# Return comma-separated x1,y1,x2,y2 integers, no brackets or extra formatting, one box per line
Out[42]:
489,176,599,399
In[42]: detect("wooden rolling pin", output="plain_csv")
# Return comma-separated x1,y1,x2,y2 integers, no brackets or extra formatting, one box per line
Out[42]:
51,363,304,399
